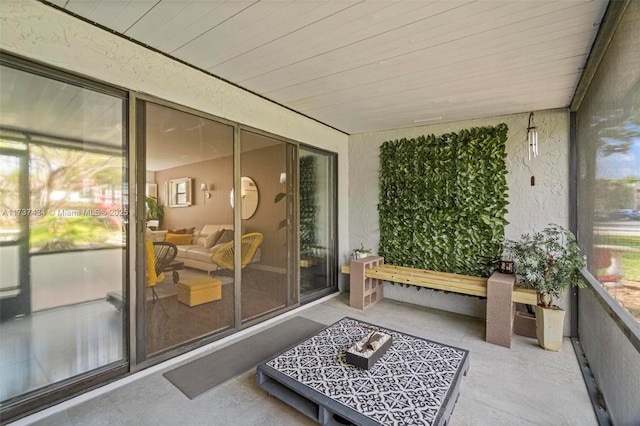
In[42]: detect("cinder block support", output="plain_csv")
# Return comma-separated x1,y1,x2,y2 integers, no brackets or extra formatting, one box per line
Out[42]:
349,259,366,310
349,256,384,310
513,311,537,339
486,272,516,348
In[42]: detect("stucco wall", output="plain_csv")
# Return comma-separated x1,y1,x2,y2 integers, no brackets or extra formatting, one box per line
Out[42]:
0,0,351,287
348,110,572,330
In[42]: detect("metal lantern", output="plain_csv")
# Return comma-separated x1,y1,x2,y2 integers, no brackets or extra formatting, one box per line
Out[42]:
498,260,514,274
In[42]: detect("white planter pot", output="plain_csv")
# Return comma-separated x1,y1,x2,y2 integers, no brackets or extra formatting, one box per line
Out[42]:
535,305,565,351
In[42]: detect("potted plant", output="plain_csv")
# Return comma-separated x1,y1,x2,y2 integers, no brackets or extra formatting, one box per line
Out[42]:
145,196,164,225
504,224,586,351
352,243,372,260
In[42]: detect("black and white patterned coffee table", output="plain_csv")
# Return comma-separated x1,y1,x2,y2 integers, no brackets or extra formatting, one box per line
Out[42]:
257,317,469,426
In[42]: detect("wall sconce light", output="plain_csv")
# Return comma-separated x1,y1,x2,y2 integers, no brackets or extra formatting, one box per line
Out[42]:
280,172,286,184
201,183,211,204
527,112,539,160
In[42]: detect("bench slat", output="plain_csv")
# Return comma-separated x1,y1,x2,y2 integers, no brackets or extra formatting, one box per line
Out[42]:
381,264,487,284
341,264,537,305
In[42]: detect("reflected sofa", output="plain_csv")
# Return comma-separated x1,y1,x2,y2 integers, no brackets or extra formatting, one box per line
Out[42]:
156,224,261,273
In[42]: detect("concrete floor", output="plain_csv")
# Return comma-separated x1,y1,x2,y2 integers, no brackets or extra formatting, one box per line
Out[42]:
13,293,596,426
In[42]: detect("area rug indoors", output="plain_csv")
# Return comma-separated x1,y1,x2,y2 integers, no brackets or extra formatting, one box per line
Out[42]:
145,270,290,355
163,316,325,399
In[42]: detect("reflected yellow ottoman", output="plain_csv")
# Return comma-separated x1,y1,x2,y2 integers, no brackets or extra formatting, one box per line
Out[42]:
177,276,222,307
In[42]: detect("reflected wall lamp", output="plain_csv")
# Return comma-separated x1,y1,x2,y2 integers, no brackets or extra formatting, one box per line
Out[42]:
527,112,539,160
201,183,212,204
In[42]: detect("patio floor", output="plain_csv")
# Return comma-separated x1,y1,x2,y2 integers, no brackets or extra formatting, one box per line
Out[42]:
16,293,596,426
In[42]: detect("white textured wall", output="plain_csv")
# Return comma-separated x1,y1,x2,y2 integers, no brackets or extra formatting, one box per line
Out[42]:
348,110,572,329
0,0,350,287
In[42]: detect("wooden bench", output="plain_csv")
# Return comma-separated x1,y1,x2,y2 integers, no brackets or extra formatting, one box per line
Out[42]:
342,257,538,348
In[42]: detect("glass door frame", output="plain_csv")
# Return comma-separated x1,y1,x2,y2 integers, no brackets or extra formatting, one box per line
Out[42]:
131,95,307,367
236,125,300,329
299,144,339,304
130,94,242,368
0,52,130,423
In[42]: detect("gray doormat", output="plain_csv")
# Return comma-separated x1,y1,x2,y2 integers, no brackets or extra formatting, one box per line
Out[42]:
163,316,326,399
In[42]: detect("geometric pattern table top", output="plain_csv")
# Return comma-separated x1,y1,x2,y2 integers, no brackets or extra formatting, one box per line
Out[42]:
262,317,469,425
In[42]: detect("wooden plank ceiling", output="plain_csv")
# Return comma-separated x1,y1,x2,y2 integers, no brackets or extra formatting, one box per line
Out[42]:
47,0,610,134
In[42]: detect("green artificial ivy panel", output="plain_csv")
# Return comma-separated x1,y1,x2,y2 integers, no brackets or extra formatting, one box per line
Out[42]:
378,124,509,278
300,155,318,254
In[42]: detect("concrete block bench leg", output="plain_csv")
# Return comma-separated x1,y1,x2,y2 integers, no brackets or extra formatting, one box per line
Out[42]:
349,256,384,310
486,272,516,348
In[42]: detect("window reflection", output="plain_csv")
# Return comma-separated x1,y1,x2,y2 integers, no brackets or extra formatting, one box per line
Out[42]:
29,145,125,253
240,130,293,323
0,64,127,403
592,113,640,321
299,146,338,301
143,102,235,356
577,20,640,323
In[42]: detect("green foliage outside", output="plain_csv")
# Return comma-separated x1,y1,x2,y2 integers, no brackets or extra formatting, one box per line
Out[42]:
595,177,639,217
623,255,640,282
378,124,509,278
1,144,126,253
30,214,114,252
595,235,640,281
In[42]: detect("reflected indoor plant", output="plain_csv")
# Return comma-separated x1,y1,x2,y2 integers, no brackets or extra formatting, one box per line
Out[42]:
145,196,164,223
504,224,586,351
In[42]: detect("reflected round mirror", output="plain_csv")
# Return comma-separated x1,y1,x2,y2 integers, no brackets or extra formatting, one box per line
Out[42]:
229,176,259,219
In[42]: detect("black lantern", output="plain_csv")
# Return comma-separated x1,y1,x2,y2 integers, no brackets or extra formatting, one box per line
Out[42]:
498,260,514,274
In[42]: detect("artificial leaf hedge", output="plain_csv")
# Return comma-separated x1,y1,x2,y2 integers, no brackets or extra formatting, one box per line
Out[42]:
378,124,509,278
300,155,318,253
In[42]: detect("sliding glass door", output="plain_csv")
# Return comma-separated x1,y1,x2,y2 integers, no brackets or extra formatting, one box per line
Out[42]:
140,101,235,357
0,60,128,412
299,146,338,302
239,129,296,324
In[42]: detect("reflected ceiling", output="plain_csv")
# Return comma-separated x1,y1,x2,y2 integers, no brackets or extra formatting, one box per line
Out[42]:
0,65,124,147
146,102,279,171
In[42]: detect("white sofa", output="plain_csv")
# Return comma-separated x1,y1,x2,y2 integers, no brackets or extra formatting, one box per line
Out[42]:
170,224,261,273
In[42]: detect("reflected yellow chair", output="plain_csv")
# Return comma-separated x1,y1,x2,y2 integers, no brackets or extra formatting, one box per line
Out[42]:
210,233,263,271
146,240,177,302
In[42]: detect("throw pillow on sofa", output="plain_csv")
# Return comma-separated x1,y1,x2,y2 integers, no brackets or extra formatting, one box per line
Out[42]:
168,228,187,234
165,233,193,245
216,229,234,245
204,229,224,249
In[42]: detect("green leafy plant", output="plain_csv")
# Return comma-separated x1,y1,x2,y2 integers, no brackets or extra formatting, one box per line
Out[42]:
352,242,372,259
504,224,587,308
145,196,164,221
378,124,509,278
